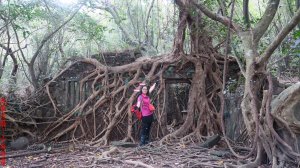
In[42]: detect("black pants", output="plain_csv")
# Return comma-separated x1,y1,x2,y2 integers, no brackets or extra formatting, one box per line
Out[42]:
140,114,153,145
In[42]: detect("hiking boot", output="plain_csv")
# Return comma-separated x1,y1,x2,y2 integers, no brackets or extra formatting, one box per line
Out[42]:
145,135,150,144
139,135,146,146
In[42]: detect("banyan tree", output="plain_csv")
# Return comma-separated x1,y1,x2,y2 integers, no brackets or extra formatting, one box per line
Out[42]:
5,0,300,167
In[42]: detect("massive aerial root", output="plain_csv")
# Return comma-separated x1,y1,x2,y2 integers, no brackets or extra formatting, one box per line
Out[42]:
37,0,225,146
40,38,224,145
4,1,300,167
4,0,228,149
42,55,172,145
6,0,224,147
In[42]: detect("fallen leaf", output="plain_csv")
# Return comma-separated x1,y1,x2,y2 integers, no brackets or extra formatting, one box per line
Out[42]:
27,156,33,160
217,160,224,165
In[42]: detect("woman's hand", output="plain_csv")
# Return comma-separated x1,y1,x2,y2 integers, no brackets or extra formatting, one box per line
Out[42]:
149,82,157,94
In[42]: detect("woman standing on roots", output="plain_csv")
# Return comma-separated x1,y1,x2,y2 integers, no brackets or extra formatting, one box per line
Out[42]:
135,82,157,146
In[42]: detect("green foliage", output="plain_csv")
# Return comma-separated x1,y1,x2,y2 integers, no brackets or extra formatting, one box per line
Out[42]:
203,0,219,9
293,30,300,39
1,2,47,21
0,1,48,39
1,0,299,92
73,14,106,41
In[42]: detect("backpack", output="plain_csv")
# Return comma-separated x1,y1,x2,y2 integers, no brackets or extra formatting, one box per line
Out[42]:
131,94,156,120
131,104,142,120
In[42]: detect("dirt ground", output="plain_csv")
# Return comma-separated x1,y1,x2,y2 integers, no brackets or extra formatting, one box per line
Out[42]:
5,141,256,168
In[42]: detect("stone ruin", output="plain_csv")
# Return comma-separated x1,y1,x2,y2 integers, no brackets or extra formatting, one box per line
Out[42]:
48,49,143,114
46,51,246,141
46,49,300,145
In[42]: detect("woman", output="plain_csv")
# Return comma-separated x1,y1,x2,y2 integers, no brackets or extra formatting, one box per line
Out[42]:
136,82,156,146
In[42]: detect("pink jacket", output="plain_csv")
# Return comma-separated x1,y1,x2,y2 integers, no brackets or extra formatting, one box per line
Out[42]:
138,94,152,116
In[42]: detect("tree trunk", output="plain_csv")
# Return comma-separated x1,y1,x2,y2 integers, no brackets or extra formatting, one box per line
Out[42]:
28,63,39,90
239,31,300,166
161,1,223,144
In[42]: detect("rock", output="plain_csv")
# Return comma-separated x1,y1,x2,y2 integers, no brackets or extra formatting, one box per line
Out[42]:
208,150,231,157
199,134,221,148
27,144,46,151
271,82,300,152
9,137,30,150
110,141,137,148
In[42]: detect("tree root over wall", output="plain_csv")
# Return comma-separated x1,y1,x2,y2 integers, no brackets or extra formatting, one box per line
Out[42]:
42,44,223,146
32,0,225,148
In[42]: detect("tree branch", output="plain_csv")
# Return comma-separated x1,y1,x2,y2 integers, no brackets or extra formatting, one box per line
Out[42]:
12,25,29,65
253,0,280,44
0,44,18,77
172,9,188,54
192,0,241,32
145,0,155,42
297,0,300,29
217,0,227,15
16,51,33,86
230,54,246,76
27,6,81,89
0,21,18,81
125,1,138,38
30,6,81,65
258,8,300,65
174,0,184,7
0,15,12,31
94,4,138,46
243,0,250,28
